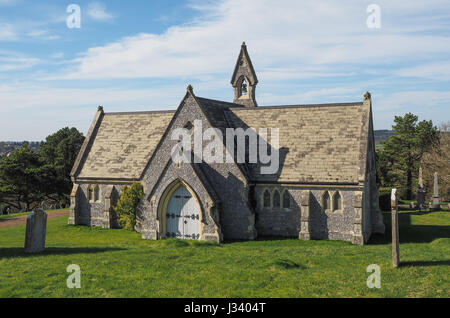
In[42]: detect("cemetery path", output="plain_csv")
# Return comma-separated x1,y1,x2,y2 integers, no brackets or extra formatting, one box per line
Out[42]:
0,210,69,229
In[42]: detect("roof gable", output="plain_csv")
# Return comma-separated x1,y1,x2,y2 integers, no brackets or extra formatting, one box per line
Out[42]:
230,42,258,86
75,110,174,180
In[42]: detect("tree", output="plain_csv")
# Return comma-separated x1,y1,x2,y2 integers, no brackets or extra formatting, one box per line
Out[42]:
377,113,439,199
113,183,144,231
422,122,450,201
38,127,85,206
0,145,43,211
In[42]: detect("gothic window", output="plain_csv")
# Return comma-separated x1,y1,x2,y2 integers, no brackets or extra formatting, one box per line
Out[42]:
88,185,93,202
273,190,280,208
322,191,330,210
333,191,342,211
263,189,271,208
282,190,291,209
184,121,194,135
94,185,100,202
241,79,248,95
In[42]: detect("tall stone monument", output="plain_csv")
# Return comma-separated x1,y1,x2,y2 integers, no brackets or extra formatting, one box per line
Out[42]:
432,172,440,210
418,166,424,188
417,166,425,209
24,208,47,253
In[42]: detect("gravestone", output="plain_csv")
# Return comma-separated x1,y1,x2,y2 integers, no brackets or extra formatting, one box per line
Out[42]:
391,189,399,268
432,172,440,210
418,166,424,188
417,166,425,209
24,208,47,253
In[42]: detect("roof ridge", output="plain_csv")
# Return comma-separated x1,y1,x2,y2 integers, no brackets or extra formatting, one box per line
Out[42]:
104,110,176,115
227,102,363,110
196,96,244,108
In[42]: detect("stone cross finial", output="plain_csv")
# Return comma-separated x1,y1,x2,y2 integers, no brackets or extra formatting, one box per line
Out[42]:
364,91,371,101
187,84,194,94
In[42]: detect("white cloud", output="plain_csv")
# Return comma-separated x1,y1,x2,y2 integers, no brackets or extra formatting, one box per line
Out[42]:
27,29,60,40
87,2,114,21
51,52,64,59
395,62,450,81
1,0,450,138
0,53,40,71
0,0,20,6
45,0,450,81
0,23,17,41
376,91,450,111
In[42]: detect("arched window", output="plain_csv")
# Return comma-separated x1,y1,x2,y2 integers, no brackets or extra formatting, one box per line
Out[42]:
333,192,342,211
184,121,194,135
273,190,280,208
263,189,271,208
94,185,100,202
322,191,330,210
88,185,93,202
282,190,291,209
241,79,248,95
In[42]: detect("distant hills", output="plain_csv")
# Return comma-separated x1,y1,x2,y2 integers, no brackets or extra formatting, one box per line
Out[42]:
374,129,395,145
0,141,40,157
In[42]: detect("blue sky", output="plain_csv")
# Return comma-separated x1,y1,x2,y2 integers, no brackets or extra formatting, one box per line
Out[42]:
0,0,449,140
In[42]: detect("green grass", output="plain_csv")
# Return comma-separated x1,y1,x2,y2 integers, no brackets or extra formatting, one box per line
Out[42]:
0,209,449,298
0,209,66,220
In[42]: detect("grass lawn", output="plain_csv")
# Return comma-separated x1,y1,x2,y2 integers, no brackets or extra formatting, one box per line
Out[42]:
0,209,66,220
0,209,449,298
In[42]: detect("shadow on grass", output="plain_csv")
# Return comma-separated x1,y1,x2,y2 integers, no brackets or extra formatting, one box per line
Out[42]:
0,247,126,259
400,260,450,267
368,210,450,245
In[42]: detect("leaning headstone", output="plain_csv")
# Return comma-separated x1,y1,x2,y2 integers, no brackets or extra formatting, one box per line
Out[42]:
391,189,400,268
432,172,440,210
24,208,47,253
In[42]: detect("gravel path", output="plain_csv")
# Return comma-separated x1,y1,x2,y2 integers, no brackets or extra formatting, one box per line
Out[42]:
0,210,69,229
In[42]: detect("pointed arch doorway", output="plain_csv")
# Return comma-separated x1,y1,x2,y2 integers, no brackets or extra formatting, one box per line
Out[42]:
164,183,200,240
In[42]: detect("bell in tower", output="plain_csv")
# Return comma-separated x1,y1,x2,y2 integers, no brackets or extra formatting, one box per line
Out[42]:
230,42,258,107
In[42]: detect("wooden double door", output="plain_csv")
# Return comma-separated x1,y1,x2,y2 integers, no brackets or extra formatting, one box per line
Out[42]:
166,185,200,240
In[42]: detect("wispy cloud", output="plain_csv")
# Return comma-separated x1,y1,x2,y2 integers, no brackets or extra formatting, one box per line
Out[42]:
0,52,41,71
1,0,450,139
376,91,450,111
27,29,60,40
395,62,450,81
0,0,20,6
45,0,450,81
0,23,17,41
87,2,114,22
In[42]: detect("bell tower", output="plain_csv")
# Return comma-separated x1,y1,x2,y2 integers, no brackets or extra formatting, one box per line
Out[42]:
231,42,258,107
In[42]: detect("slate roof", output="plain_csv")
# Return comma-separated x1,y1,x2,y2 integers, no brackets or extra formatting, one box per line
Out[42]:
73,98,370,184
225,102,369,184
76,111,174,180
